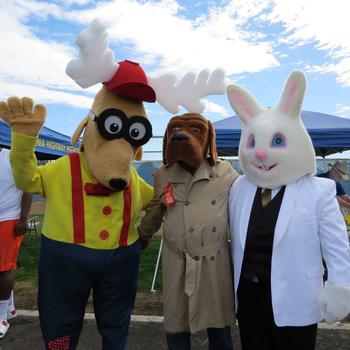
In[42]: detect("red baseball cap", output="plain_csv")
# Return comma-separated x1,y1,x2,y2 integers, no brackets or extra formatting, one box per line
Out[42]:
104,60,156,103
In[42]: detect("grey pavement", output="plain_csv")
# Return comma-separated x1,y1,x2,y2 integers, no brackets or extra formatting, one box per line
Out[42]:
1,315,350,350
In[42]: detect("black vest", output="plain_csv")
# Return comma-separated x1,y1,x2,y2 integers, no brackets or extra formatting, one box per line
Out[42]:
240,186,286,284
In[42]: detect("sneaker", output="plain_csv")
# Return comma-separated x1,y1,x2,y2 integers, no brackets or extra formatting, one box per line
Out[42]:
7,309,17,320
0,320,10,339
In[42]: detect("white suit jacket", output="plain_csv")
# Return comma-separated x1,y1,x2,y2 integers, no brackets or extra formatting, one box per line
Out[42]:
229,175,350,326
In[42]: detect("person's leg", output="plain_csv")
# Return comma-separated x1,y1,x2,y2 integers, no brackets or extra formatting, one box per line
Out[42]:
0,271,14,300
0,220,22,339
93,240,142,350
38,236,92,350
237,280,273,350
7,290,17,319
166,332,191,350
0,271,13,339
207,326,233,350
272,323,318,350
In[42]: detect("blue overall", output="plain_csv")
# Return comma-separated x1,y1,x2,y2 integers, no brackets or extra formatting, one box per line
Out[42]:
38,235,141,350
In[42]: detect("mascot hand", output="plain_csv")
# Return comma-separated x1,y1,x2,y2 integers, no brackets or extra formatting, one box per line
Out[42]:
318,282,350,323
0,97,46,137
140,238,150,250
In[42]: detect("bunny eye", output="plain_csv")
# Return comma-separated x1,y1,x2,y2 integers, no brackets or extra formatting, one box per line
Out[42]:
247,134,255,149
271,133,285,148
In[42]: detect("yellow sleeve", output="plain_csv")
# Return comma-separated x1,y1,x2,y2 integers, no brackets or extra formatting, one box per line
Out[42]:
10,132,46,195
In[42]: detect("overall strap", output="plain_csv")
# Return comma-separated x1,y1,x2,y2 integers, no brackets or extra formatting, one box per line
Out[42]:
68,153,85,243
119,185,132,247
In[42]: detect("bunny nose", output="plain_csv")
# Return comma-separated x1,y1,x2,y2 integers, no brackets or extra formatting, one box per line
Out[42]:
255,149,268,162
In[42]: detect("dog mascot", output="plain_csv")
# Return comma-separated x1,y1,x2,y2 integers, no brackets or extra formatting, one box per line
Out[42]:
228,71,350,350
138,112,238,349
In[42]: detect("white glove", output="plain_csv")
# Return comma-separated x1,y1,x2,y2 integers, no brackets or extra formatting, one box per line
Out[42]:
318,282,350,323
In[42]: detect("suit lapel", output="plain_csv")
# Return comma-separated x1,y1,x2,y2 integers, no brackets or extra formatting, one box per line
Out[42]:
273,179,300,248
239,179,257,249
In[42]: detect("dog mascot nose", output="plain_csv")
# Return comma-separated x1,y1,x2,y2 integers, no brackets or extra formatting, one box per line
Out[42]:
172,131,188,141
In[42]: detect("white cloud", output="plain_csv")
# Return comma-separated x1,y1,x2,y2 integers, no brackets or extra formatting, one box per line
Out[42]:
1,0,349,114
336,104,350,118
204,101,230,120
0,81,93,108
62,0,280,76
266,0,350,86
0,1,76,91
0,0,282,111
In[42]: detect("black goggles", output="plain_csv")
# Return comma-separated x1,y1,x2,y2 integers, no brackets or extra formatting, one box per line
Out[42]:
88,108,152,147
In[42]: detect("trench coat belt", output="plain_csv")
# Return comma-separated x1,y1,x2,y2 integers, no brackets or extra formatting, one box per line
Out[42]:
163,236,227,297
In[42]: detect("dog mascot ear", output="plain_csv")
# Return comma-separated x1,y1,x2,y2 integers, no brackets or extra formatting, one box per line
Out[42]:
162,129,168,166
207,120,217,166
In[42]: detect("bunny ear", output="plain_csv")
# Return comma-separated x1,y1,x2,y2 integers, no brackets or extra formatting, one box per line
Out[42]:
277,71,306,117
227,84,262,124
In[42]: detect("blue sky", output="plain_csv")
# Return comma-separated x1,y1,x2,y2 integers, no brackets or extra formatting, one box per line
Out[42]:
1,0,350,139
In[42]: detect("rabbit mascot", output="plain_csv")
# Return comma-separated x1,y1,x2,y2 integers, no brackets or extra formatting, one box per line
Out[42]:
228,71,350,350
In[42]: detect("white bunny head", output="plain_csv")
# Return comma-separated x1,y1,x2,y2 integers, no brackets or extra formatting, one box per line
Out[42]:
227,71,316,189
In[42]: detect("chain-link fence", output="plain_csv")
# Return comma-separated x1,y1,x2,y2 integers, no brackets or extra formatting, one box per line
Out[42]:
136,137,350,192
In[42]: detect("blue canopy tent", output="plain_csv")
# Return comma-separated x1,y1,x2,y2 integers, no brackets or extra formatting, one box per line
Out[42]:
213,111,350,157
0,120,78,160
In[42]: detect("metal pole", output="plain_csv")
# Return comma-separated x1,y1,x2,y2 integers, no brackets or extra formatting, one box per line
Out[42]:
150,238,163,293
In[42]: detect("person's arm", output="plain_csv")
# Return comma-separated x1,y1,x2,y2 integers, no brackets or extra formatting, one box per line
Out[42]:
14,192,33,236
336,195,350,209
138,193,165,242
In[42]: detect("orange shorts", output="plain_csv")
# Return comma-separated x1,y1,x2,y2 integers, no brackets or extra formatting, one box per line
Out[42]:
0,220,24,272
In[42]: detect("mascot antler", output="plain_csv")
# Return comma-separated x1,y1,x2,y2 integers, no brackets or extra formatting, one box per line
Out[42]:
148,68,227,114
66,18,227,114
66,18,119,89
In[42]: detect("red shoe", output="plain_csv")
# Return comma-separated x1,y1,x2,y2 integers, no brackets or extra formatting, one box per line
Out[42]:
0,320,10,339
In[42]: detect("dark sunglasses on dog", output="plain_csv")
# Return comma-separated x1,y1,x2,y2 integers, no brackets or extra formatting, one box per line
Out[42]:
88,108,152,147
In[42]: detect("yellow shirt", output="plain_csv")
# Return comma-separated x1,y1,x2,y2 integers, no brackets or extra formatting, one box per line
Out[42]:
10,132,153,249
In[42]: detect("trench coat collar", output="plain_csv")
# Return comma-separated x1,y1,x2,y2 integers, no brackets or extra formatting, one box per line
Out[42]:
167,160,215,183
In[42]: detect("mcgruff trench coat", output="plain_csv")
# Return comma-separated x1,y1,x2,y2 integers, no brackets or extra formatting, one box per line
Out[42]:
139,159,238,333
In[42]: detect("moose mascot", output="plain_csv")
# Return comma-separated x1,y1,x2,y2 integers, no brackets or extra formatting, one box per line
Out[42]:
0,19,156,350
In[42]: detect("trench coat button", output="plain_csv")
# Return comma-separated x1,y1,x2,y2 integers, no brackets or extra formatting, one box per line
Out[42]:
211,199,216,205
194,256,200,261
212,226,217,232
185,201,190,206
103,206,112,215
209,173,215,179
99,230,109,240
189,227,194,233
210,256,215,261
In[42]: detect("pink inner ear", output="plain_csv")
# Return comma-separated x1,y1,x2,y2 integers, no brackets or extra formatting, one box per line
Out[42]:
230,90,254,118
281,79,297,114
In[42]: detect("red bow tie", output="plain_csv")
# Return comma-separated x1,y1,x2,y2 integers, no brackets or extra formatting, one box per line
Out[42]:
84,183,117,196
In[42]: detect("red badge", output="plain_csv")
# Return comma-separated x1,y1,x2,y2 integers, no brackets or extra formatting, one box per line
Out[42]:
164,183,176,207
